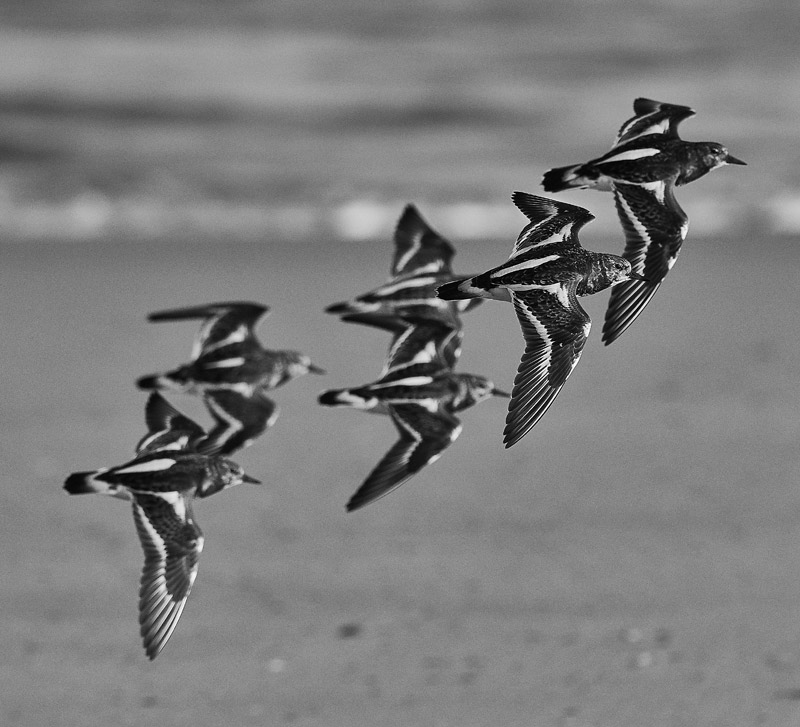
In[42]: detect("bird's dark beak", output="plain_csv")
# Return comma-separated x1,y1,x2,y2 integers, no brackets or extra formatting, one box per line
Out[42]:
309,364,327,375
726,154,746,165
242,474,262,484
492,388,512,398
628,271,648,282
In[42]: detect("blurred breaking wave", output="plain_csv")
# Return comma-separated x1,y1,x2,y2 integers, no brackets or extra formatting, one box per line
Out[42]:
0,193,785,243
0,1,794,240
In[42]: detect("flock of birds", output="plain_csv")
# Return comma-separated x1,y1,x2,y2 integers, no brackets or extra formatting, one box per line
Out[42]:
64,98,745,659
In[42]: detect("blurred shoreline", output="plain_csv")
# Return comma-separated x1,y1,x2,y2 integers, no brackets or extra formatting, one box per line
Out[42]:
0,192,790,243
0,4,793,243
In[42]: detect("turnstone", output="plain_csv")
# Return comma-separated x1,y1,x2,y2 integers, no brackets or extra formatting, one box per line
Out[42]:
542,97,745,192
325,203,481,328
64,403,261,659
136,301,325,395
437,192,639,448
319,319,507,510
542,99,745,344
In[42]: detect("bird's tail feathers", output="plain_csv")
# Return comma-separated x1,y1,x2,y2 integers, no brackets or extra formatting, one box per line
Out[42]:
541,164,590,192
436,278,483,301
136,370,189,392
325,301,354,315
319,389,374,409
64,470,109,495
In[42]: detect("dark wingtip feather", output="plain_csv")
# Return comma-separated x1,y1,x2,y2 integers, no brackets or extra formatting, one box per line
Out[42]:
147,301,268,323
512,191,594,225
345,477,398,512
601,321,626,346
396,202,424,228
340,312,407,333
632,97,695,117
601,278,662,346
502,427,525,448
632,97,662,115
344,495,362,512
142,392,187,431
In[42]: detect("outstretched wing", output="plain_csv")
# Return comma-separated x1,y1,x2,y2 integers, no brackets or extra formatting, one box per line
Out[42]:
346,403,461,511
504,285,590,448
510,192,594,256
325,204,474,321
602,180,689,345
197,389,278,456
147,301,268,360
336,314,463,375
383,320,463,376
131,492,203,660
614,97,696,146
340,302,462,336
136,392,206,454
391,204,456,278
326,276,468,322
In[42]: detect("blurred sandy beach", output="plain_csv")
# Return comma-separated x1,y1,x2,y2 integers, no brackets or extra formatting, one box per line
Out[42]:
2,2,800,726
5,232,800,726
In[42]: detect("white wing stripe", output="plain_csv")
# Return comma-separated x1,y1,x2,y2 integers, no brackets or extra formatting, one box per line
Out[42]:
116,458,176,474
393,234,422,273
495,254,561,276
134,503,168,555
512,227,573,255
375,276,438,295
514,298,554,372
153,491,187,521
371,376,435,388
204,398,244,433
197,325,249,357
201,357,246,369
601,148,660,164
616,195,653,267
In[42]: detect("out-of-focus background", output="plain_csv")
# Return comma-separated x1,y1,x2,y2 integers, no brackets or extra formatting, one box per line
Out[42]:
2,2,800,726
0,0,796,241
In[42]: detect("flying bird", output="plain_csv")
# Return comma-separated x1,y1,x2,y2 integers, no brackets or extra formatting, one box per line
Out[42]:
64,397,261,659
326,203,481,329
541,98,745,344
319,319,507,511
542,97,745,193
136,301,323,440
136,301,325,395
438,192,639,447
